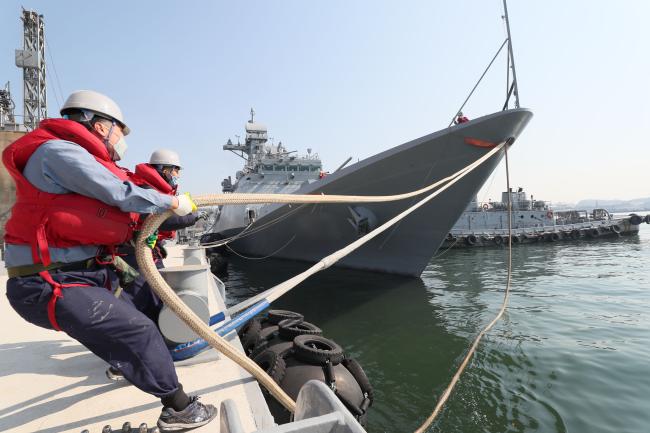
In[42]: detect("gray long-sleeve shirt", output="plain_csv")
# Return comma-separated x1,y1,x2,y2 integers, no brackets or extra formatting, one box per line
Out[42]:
4,139,174,267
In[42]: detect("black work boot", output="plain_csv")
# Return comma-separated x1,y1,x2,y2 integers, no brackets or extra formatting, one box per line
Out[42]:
157,395,217,432
105,366,125,382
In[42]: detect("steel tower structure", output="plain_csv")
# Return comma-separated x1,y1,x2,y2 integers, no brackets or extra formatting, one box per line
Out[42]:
15,9,47,130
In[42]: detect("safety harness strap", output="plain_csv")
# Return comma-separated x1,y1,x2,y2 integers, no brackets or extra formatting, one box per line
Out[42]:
39,270,90,332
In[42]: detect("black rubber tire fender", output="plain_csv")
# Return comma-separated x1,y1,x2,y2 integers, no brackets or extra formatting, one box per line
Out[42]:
252,349,287,384
278,319,323,341
249,339,269,360
209,252,228,275
465,234,478,246
239,319,262,355
589,228,600,237
259,325,279,342
293,335,344,366
551,232,561,241
342,357,374,405
611,224,621,234
629,214,642,225
493,235,503,246
570,229,580,240
645,214,650,224
266,310,304,325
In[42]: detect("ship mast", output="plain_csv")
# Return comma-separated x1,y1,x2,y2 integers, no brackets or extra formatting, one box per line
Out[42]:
502,0,520,108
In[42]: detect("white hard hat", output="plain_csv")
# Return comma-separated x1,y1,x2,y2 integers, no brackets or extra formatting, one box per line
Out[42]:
60,90,131,135
149,149,182,168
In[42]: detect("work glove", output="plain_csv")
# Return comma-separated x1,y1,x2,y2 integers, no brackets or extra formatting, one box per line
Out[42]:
174,192,197,216
145,233,158,249
197,210,209,221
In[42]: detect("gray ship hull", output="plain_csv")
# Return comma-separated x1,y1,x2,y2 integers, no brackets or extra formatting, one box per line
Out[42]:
212,108,533,276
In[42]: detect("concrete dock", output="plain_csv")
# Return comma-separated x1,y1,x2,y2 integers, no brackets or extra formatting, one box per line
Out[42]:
0,246,275,433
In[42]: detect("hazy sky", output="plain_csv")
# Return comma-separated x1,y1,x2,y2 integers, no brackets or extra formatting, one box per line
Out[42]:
1,1,648,204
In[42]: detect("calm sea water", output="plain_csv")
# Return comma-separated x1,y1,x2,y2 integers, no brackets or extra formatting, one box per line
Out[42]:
223,220,650,433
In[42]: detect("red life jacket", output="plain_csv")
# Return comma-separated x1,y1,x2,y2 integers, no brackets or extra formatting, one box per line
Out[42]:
133,163,177,241
2,118,139,266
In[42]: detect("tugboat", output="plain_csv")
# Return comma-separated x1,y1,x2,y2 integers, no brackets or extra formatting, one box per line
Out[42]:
201,107,533,277
441,187,645,248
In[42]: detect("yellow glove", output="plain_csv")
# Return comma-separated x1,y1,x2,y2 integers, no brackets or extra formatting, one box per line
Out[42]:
174,192,197,216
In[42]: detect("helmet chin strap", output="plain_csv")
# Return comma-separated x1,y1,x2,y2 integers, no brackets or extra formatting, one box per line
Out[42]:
103,122,116,159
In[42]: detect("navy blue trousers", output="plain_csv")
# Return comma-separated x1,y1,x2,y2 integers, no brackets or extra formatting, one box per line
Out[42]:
120,253,164,325
5,265,180,398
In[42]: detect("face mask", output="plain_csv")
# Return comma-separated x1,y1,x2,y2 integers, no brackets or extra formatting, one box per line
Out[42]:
111,136,128,161
102,121,128,161
169,175,179,187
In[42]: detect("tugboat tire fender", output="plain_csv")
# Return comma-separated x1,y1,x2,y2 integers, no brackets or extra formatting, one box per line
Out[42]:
278,319,323,340
342,357,375,404
611,224,621,234
293,335,344,366
645,214,650,224
259,325,280,341
551,232,561,241
493,235,503,246
267,310,304,326
629,214,642,225
239,319,263,355
253,349,287,384
570,229,580,239
465,234,478,246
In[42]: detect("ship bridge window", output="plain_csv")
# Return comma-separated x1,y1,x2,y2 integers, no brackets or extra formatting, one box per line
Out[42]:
288,165,298,171
263,164,273,171
299,165,309,172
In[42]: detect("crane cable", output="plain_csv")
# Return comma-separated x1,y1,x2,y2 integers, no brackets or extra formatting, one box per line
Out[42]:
135,142,508,413
414,143,514,433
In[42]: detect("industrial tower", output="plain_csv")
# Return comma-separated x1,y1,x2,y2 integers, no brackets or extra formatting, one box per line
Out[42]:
15,8,47,130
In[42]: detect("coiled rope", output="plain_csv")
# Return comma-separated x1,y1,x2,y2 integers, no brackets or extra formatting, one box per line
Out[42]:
136,143,507,413
414,143,514,433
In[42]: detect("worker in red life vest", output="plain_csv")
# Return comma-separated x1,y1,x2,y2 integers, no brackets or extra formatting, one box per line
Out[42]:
2,90,216,431
455,111,469,124
114,150,207,335
131,149,208,265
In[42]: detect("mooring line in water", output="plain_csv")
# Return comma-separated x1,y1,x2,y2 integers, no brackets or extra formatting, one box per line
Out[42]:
414,144,514,433
136,143,507,412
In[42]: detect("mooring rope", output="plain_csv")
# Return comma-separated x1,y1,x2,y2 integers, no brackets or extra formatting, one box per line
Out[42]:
413,144,514,433
136,143,506,413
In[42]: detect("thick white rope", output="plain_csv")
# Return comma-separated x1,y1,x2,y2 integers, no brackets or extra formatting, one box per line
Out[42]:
413,144,514,433
192,145,497,207
136,143,505,413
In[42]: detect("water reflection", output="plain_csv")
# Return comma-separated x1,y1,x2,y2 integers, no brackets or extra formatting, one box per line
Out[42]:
220,227,650,433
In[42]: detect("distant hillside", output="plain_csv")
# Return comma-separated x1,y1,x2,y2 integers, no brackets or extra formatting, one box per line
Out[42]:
573,197,650,212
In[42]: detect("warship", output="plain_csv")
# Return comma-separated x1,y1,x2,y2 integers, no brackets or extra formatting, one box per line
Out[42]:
201,107,533,277
441,188,646,248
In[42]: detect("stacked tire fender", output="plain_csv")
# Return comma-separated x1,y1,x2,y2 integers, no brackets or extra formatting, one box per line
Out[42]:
237,310,374,426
